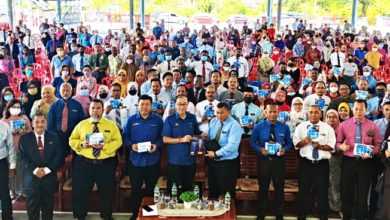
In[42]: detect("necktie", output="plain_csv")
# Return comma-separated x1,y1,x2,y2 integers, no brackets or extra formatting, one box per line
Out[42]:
236,58,239,72
96,54,100,67
195,89,199,103
244,106,249,133
311,124,319,160
202,62,206,81
355,121,361,144
80,55,84,69
336,52,340,67
92,122,100,158
215,122,224,142
168,61,171,70
37,136,44,159
115,109,121,128
94,36,97,44
384,121,390,141
230,92,234,99
52,40,55,53
270,124,276,142
61,102,68,133
155,94,158,101
28,36,30,48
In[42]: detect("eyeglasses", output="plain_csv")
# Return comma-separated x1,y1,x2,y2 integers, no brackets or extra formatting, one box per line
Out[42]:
118,74,126,77
176,103,188,106
327,116,338,119
293,103,303,106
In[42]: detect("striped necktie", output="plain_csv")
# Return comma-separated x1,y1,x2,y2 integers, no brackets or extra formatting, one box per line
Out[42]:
92,122,100,158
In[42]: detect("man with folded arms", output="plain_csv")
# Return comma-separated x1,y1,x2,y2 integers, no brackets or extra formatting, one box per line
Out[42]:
336,99,382,220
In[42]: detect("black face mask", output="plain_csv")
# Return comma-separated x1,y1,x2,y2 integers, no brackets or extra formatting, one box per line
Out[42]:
276,100,284,105
244,97,253,104
99,92,108,99
203,42,207,45
129,90,137,96
288,63,294,68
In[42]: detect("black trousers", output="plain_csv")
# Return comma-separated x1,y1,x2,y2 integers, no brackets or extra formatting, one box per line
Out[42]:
208,158,239,199
167,163,196,194
368,157,384,216
26,184,54,220
298,157,329,217
93,71,106,84
257,157,285,216
129,162,160,216
72,156,117,219
341,156,373,220
0,158,13,220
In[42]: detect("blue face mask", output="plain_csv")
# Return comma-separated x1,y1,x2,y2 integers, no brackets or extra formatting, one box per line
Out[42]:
26,69,34,77
80,89,89,96
201,56,208,62
376,91,385,98
165,55,172,61
4,94,13,102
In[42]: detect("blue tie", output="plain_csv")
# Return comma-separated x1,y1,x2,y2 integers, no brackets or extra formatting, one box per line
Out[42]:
355,121,361,144
311,124,319,160
80,55,84,69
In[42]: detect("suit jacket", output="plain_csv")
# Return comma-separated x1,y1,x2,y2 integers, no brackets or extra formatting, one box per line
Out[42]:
4,43,20,67
19,130,62,194
188,88,206,106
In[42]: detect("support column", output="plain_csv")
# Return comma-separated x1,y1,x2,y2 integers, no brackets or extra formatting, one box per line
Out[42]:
139,0,145,28
57,0,61,23
130,0,134,30
351,0,358,29
267,0,273,26
276,0,282,31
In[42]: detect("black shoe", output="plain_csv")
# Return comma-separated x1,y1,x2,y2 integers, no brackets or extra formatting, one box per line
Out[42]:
276,214,284,220
256,214,265,220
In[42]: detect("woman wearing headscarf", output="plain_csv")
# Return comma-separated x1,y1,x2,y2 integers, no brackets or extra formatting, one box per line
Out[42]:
274,90,291,112
2,99,32,198
0,87,15,117
134,70,146,95
325,109,342,213
121,54,139,82
288,97,306,137
96,85,110,103
123,82,139,117
21,81,41,121
113,69,130,98
30,85,57,121
338,102,352,122
72,81,93,117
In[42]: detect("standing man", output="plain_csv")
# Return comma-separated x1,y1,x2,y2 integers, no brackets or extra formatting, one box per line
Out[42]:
69,99,123,220
163,95,202,192
227,48,249,89
186,50,214,84
336,100,382,220
206,102,242,198
293,105,336,220
48,83,85,160
0,119,15,220
195,85,219,132
188,75,206,106
148,79,170,116
89,43,109,84
123,95,164,220
250,103,292,220
19,112,62,220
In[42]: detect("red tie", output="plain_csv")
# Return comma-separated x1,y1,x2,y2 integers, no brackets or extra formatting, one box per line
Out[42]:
38,136,44,159
202,63,206,82
52,40,55,53
61,102,68,133
168,61,171,70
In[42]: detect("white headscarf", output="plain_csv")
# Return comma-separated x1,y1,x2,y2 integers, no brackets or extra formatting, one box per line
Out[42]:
123,82,139,116
289,97,306,125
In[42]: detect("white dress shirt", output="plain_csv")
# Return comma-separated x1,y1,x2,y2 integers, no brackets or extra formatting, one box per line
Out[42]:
330,52,346,67
149,92,170,110
226,56,249,78
303,93,331,115
103,98,131,127
33,132,51,175
155,61,178,77
195,99,219,132
23,35,36,49
293,121,336,160
185,60,214,83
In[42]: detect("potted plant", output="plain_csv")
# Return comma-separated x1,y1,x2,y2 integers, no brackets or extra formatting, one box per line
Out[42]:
179,191,197,209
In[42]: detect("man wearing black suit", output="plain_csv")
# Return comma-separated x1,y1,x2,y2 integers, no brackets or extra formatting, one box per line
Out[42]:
188,75,206,106
19,112,62,220
4,35,20,68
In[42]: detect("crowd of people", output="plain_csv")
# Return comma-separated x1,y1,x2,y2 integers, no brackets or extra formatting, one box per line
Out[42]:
0,16,390,220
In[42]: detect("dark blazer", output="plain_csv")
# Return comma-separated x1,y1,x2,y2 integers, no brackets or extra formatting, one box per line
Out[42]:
19,130,62,195
4,43,20,68
187,88,206,106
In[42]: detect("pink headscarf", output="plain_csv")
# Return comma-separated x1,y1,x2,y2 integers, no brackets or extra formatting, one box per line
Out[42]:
326,109,340,133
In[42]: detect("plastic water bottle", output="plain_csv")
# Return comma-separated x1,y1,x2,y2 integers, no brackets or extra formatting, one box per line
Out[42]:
224,192,231,211
194,185,200,199
172,183,177,202
154,185,160,203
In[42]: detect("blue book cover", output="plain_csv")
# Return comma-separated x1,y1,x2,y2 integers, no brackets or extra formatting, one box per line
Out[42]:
270,74,280,83
366,97,379,113
258,90,269,98
10,119,26,131
205,106,214,118
240,115,252,126
110,99,121,109
307,125,320,140
281,75,292,86
152,101,163,110
355,90,368,100
302,78,312,86
353,144,373,157
332,66,341,76
277,111,290,123
315,99,326,110
265,142,281,155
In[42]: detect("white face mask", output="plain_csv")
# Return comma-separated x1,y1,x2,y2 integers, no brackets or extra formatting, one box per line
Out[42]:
10,107,21,116
126,59,133,64
262,53,269,57
61,71,69,78
372,48,378,52
223,67,230,71
363,71,370,77
329,87,338,93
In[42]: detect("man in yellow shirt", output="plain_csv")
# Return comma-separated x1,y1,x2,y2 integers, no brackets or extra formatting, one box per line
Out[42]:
69,99,122,220
365,44,382,70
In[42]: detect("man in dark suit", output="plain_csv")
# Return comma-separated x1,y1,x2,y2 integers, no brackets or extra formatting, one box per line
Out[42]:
19,111,62,220
4,35,20,68
188,75,206,106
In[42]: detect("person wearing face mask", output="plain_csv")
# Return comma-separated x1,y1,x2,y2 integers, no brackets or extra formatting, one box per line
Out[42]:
120,54,139,82
365,44,382,70
123,82,140,116
179,37,194,57
21,80,41,116
305,43,321,65
284,84,301,106
0,87,15,117
97,85,110,103
72,45,91,77
72,82,93,116
340,55,359,87
52,65,77,98
220,62,231,85
326,82,340,101
257,50,275,83
293,38,305,58
139,55,153,74
231,86,263,135
50,46,74,78
2,99,32,199
77,65,97,98
66,42,79,58
322,41,333,64
197,37,214,57
227,48,249,89
114,69,130,98
354,41,367,68
274,35,285,51
186,50,214,84
273,90,291,112
360,66,378,92
20,64,41,93
155,51,178,78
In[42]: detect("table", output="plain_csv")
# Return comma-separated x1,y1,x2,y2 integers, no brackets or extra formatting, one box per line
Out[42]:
137,197,237,220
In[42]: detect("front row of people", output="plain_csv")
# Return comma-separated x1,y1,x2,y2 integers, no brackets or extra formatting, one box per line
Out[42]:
0,97,388,220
